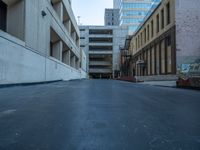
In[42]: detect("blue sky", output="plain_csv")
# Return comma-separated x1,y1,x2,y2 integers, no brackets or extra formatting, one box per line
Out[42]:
72,0,113,25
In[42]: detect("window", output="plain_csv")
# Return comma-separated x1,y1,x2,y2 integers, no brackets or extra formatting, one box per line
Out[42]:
138,35,140,48
80,45,85,47
136,38,138,49
166,36,171,46
89,37,113,43
89,46,112,51
80,29,85,31
151,20,154,38
144,28,146,43
156,14,159,33
161,9,164,29
0,1,7,32
166,2,171,24
89,29,113,35
0,0,25,40
80,37,85,39
147,25,149,41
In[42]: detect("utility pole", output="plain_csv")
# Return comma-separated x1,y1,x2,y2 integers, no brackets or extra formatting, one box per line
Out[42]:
77,16,81,25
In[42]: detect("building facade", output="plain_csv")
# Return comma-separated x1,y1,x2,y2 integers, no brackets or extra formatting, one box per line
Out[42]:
113,0,161,34
79,26,128,78
125,0,200,81
113,0,121,9
0,0,87,85
104,9,120,26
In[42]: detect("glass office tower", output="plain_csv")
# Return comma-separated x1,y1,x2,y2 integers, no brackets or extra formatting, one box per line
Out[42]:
114,0,161,34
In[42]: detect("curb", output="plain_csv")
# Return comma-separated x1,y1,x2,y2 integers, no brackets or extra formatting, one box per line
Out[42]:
153,85,177,88
0,80,62,89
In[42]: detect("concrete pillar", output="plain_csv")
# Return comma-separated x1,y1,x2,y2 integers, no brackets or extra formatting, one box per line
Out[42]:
76,59,80,69
67,50,71,65
73,56,76,68
75,58,77,69
62,50,70,65
64,20,71,34
70,54,73,67
76,38,80,47
72,56,76,68
70,54,76,68
71,31,76,42
53,1,63,22
52,41,62,61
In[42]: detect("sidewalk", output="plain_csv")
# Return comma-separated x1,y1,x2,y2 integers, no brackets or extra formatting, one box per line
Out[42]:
138,81,177,88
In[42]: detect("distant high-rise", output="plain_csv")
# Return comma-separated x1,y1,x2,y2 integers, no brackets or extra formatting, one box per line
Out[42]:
104,9,120,26
142,0,162,23
113,0,161,33
113,0,121,9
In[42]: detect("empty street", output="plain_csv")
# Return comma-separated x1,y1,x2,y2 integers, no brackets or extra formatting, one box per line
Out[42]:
0,80,200,150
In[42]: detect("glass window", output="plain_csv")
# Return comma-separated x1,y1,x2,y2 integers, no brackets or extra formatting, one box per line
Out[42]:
151,20,154,38
166,2,171,24
161,9,164,29
156,14,159,33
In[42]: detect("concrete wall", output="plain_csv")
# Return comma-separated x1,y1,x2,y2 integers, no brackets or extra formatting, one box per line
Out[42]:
0,0,87,85
0,32,86,84
80,49,87,72
24,0,80,57
175,0,200,67
79,27,89,73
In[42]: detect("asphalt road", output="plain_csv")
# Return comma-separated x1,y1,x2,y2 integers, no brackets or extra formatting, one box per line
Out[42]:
0,80,200,150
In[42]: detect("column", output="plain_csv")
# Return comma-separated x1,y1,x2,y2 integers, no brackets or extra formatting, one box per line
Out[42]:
53,1,63,22
62,50,71,65
52,41,62,61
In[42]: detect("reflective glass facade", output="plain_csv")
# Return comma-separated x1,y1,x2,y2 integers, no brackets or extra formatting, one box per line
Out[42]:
113,0,161,33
